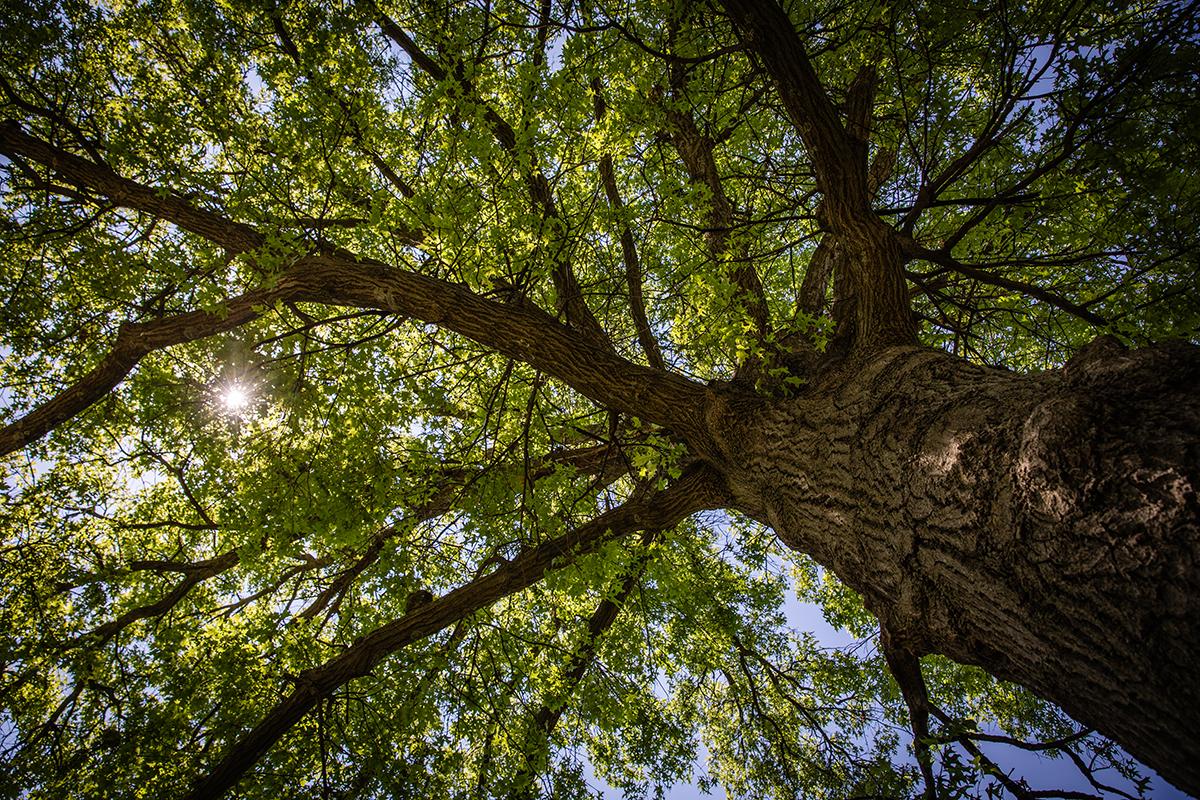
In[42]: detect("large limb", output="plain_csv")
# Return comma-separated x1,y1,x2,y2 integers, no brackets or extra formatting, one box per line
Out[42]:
182,464,727,799
0,124,711,454
298,442,634,622
715,0,915,349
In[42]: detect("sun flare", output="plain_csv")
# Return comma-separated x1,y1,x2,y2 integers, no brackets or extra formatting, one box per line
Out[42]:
221,384,251,412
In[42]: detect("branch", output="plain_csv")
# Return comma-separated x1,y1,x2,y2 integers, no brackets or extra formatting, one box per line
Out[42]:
64,551,240,649
298,442,629,622
881,625,936,800
375,10,609,347
0,278,304,457
901,240,1108,328
661,59,769,338
182,465,727,799
514,529,657,795
715,0,916,348
715,0,863,219
0,125,713,454
1,119,263,253
591,78,666,370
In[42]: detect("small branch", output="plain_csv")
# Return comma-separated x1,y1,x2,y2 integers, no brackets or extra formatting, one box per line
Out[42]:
591,78,665,370
375,9,609,347
901,240,1108,328
512,528,656,795
65,551,239,649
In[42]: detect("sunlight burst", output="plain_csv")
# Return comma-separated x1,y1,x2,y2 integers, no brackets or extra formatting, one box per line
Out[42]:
220,383,252,413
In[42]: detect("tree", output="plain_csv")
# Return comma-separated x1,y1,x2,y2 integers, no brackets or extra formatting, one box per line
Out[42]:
1,0,1197,796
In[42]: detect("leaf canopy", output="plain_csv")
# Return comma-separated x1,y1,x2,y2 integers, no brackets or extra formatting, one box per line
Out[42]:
1,0,1196,797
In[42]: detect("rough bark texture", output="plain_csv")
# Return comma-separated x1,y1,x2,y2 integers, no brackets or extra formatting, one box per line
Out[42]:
706,341,1200,795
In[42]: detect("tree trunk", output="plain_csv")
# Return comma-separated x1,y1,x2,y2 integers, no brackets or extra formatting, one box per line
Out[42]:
706,340,1200,795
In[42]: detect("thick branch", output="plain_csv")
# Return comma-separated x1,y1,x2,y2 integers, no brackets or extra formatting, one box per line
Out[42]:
1,126,711,453
715,0,863,218
715,0,915,348
182,465,727,799
303,251,710,441
1,120,263,253
881,625,936,800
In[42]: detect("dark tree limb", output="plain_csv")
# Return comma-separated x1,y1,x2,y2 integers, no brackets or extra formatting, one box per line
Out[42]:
0,278,303,457
65,551,240,649
2,120,263,253
298,442,630,622
0,124,714,454
716,0,915,349
881,624,937,800
900,240,1108,327
181,464,728,799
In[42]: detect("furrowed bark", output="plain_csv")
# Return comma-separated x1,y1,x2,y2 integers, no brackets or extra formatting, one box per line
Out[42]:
182,465,726,799
708,340,1200,794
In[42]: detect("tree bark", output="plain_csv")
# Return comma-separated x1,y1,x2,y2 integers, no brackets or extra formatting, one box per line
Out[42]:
705,339,1200,795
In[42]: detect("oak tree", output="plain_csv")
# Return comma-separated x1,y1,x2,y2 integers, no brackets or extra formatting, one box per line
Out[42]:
1,0,1198,797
